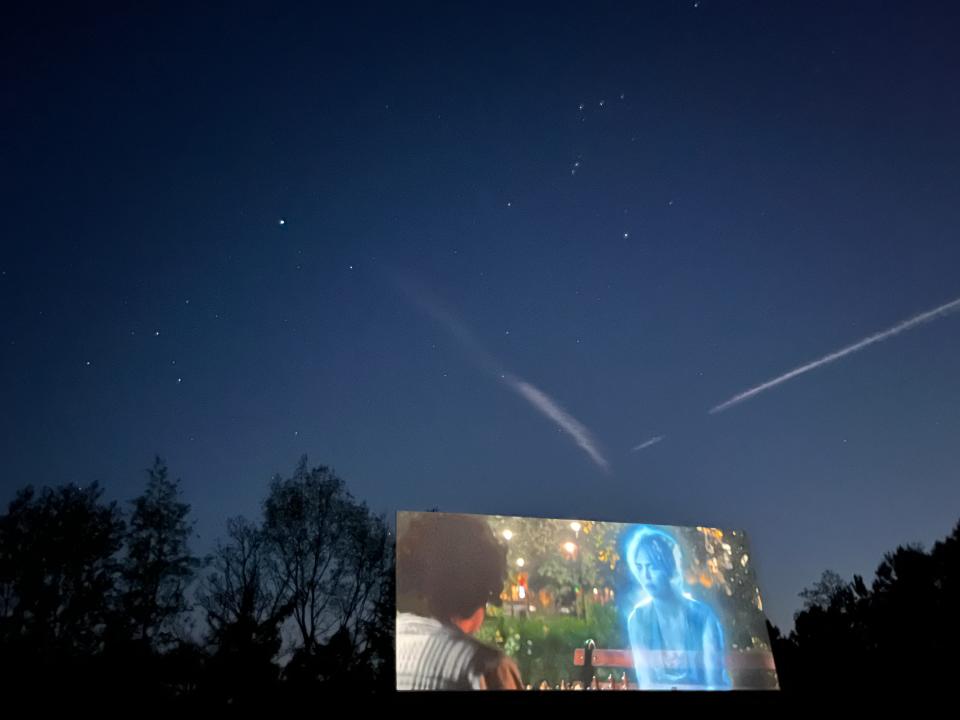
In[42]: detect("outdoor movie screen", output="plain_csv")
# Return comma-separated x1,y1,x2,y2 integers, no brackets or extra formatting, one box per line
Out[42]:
395,511,779,691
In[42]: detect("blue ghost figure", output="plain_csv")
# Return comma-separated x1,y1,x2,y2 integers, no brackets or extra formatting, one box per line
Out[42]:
624,526,732,690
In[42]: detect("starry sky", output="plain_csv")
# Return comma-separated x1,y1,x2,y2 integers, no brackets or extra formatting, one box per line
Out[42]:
3,1,960,631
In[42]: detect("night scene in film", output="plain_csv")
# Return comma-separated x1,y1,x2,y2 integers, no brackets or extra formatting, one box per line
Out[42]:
2,0,959,708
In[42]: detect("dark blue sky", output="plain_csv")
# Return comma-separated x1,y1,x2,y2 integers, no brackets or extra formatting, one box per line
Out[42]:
3,1,959,630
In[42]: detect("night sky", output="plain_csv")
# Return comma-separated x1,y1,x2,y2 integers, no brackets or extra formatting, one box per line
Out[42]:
3,1,960,631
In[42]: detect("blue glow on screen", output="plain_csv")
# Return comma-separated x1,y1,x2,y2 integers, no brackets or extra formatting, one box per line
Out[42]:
623,526,732,690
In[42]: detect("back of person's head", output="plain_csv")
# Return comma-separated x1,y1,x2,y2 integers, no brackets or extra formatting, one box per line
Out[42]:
397,513,507,622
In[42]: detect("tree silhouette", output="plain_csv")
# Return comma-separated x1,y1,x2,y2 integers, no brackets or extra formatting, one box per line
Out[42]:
356,554,396,692
0,462,407,703
262,456,392,690
775,521,960,690
122,457,198,651
0,483,125,694
198,516,293,702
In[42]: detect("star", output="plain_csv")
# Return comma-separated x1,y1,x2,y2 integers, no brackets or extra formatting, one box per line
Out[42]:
85,361,91,366
623,232,629,239
177,377,182,384
154,330,160,336
278,218,286,226
348,265,354,270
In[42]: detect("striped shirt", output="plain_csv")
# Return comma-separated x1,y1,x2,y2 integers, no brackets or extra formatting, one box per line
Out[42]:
395,612,523,691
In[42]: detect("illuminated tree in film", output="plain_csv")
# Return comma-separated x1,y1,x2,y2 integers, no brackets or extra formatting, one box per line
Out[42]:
677,526,771,652
485,517,621,615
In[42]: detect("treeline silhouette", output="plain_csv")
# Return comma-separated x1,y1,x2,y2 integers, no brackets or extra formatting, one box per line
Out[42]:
1,453,956,701
0,455,394,705
766,519,958,690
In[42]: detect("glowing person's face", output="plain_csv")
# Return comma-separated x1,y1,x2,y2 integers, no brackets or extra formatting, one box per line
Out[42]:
634,546,673,599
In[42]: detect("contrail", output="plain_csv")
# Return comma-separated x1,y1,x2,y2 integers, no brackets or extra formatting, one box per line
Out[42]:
710,295,960,414
506,375,610,471
391,272,610,470
389,273,506,378
630,435,665,452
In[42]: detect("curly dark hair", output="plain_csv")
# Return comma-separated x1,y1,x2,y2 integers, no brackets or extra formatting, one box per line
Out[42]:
396,513,507,621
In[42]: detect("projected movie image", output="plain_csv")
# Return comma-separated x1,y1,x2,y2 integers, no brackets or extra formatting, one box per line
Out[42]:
396,511,779,691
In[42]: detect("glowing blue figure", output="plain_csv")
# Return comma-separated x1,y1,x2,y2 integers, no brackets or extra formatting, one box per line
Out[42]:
624,526,732,690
